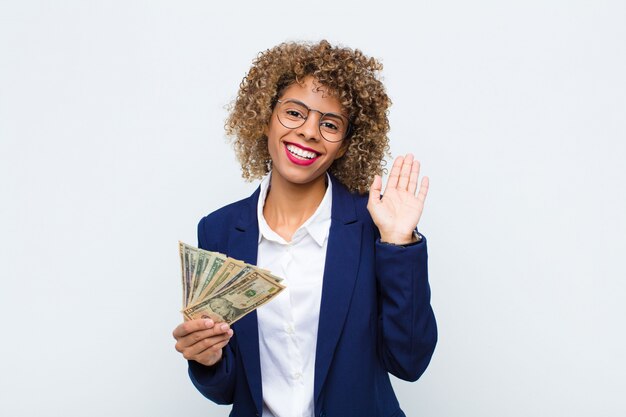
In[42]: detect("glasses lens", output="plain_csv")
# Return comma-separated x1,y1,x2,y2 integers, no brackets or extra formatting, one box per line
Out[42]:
319,114,347,142
277,100,308,129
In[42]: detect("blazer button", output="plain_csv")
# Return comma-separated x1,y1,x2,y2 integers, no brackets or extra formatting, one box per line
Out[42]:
319,412,326,417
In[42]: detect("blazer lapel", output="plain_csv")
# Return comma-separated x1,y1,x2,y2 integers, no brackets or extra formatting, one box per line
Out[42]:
314,177,362,403
227,187,263,414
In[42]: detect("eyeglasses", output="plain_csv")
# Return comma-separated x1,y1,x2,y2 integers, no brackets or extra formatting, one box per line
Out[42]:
275,99,350,143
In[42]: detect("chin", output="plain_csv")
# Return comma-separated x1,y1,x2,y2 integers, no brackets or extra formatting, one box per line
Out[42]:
274,165,328,186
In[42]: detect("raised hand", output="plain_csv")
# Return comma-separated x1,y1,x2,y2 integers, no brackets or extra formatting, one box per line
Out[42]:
173,319,233,366
367,154,429,244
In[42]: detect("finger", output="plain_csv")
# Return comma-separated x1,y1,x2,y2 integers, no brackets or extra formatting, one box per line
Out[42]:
175,323,231,350
196,337,232,358
172,319,216,339
194,338,232,366
190,328,233,354
397,154,414,190
368,175,382,207
177,325,232,354
386,156,404,189
417,176,429,204
408,159,421,195
181,330,233,360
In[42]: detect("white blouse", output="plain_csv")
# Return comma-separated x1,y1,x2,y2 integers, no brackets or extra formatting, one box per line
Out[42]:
256,173,332,417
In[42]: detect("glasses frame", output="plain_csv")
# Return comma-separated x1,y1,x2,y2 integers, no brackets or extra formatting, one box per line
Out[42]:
275,99,351,143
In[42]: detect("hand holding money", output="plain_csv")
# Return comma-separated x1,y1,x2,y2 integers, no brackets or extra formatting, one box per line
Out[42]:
173,242,285,366
173,318,233,367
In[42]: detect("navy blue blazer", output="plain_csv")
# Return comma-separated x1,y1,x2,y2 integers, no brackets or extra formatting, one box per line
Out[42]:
188,176,437,417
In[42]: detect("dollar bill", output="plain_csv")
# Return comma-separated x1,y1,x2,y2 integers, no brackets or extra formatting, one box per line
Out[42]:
196,257,246,301
179,242,195,307
180,242,201,307
191,247,212,299
188,244,200,306
265,272,284,284
211,265,255,296
178,241,285,322
191,251,208,300
191,253,226,304
179,242,188,306
182,270,285,324
256,267,283,283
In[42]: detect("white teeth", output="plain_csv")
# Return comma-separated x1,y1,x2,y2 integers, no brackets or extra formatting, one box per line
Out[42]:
286,144,317,159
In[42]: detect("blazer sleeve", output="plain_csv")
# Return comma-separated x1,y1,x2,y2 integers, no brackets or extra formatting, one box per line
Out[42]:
375,234,438,382
187,339,237,405
186,216,238,405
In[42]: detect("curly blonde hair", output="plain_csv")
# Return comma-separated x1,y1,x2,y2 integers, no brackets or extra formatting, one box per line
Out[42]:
225,40,391,194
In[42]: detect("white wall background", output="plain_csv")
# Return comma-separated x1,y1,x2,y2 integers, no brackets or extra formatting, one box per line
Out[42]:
1,1,625,416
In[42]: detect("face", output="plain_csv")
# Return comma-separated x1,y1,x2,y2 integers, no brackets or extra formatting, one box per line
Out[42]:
209,298,232,317
265,76,348,188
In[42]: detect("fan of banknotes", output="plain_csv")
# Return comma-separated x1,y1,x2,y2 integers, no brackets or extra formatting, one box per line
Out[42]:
178,241,285,324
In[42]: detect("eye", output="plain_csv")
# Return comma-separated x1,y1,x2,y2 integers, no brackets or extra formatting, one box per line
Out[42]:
285,109,306,119
320,120,339,131
320,114,346,133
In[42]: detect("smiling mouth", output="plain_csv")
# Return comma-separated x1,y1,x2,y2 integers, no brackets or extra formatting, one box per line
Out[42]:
285,143,320,160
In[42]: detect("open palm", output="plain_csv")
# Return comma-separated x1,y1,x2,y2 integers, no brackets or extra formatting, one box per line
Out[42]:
367,154,429,244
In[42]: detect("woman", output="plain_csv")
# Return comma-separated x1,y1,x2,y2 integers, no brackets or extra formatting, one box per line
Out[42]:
173,40,437,417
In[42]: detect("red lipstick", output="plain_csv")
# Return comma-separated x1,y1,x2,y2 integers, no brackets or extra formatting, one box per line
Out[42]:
284,142,320,166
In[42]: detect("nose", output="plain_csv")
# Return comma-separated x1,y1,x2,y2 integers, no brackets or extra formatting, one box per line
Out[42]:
295,111,323,141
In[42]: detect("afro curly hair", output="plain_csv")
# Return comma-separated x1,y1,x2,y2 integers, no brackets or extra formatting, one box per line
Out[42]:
225,40,391,194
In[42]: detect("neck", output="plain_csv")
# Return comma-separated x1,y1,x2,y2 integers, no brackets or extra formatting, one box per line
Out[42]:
263,172,328,241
